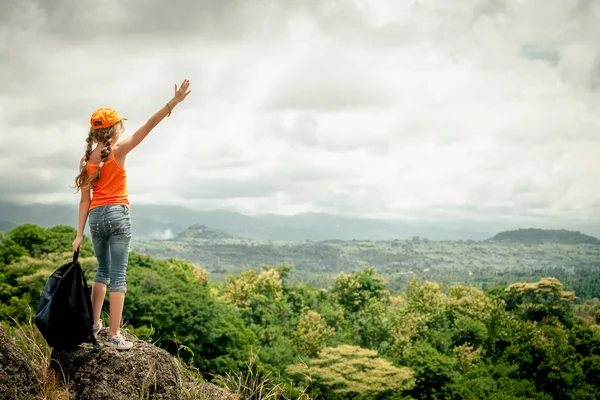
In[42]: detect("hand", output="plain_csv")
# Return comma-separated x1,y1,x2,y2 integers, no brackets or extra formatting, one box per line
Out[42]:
173,79,191,103
72,235,84,253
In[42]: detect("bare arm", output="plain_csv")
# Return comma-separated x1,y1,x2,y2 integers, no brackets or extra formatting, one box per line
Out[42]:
72,179,91,252
115,79,191,157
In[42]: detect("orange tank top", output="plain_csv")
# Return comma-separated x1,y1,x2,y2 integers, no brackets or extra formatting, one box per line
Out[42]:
86,150,130,211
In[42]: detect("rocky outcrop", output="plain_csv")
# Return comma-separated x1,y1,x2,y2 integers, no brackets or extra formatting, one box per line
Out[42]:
50,329,237,400
51,330,184,400
0,324,42,400
198,382,238,400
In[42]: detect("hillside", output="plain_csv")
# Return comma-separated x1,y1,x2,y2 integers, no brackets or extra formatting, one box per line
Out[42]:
133,227,600,289
0,201,503,241
3,223,600,400
489,228,600,245
176,224,247,241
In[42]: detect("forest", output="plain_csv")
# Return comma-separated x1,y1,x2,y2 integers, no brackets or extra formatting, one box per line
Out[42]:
2,223,600,399
133,225,600,297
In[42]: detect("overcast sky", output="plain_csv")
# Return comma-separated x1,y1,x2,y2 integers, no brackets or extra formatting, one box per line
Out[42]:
0,0,599,228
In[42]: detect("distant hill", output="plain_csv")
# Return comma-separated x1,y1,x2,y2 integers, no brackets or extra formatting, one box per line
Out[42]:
0,221,16,232
176,224,246,241
0,201,496,241
133,226,600,286
489,228,600,245
2,201,599,242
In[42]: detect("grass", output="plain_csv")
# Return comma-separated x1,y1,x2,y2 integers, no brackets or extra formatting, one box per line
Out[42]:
6,310,314,400
8,310,72,400
212,349,315,400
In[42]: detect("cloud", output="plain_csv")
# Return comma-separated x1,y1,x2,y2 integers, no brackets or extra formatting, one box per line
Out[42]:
0,0,599,230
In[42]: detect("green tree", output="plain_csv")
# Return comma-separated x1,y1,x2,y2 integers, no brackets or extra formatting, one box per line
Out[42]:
391,311,429,358
294,310,334,357
582,355,600,387
451,317,488,349
405,280,446,322
0,224,93,264
287,345,415,399
222,266,283,309
451,343,481,374
504,277,575,326
355,297,394,352
405,342,459,400
502,320,583,399
0,237,28,265
5,224,48,257
121,253,258,374
332,267,388,314
568,323,600,357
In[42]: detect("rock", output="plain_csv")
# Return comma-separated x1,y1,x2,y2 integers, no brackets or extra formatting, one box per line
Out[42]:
0,324,42,400
51,329,183,400
198,382,238,400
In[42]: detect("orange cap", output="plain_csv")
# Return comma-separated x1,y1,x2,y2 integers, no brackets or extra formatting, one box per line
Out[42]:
90,107,127,129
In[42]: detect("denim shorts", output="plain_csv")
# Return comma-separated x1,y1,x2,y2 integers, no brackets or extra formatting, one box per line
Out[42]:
88,204,132,292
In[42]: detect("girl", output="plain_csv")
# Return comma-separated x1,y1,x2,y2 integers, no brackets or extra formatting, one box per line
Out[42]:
72,80,191,350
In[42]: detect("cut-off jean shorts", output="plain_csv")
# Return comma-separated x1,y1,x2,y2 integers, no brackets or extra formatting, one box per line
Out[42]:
89,204,132,293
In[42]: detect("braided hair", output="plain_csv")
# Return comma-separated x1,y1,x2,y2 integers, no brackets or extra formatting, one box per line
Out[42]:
73,121,123,192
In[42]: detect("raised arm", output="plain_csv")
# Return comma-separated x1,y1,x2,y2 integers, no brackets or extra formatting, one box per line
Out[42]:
115,79,191,156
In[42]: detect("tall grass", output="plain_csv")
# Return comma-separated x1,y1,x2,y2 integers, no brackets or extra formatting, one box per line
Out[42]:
8,309,72,400
212,350,315,400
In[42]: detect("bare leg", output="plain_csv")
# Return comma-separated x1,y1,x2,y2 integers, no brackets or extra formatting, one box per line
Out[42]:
109,291,125,336
91,282,107,327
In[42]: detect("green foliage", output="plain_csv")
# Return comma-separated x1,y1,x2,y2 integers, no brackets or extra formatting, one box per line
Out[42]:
222,266,284,309
331,267,388,314
354,297,394,352
489,228,600,245
451,343,481,374
5,224,48,257
405,342,459,400
451,317,488,349
287,345,415,399
214,349,315,400
294,310,334,357
0,237,28,265
135,231,600,300
123,252,257,374
582,355,600,387
3,223,600,400
0,224,94,265
504,277,575,325
568,322,600,357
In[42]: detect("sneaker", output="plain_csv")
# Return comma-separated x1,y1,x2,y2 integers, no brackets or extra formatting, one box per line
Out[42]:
93,320,103,337
104,333,133,350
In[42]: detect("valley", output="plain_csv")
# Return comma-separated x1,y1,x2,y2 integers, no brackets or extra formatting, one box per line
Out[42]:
133,225,600,292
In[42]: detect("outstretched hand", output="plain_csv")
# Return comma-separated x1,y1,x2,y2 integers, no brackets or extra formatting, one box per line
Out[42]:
174,79,191,103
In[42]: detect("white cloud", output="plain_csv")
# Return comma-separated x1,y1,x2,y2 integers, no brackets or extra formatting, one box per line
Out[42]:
0,0,598,230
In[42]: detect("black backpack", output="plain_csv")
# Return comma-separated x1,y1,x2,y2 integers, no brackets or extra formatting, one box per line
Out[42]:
35,251,99,350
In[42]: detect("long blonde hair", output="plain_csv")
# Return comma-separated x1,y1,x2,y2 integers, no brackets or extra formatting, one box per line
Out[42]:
73,121,123,192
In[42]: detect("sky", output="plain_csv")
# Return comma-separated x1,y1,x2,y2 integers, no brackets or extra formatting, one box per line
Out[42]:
0,0,599,230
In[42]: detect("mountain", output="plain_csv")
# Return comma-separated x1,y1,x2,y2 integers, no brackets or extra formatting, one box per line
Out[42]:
0,201,494,240
0,221,16,232
0,201,500,241
489,228,600,245
1,200,598,241
176,224,246,241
